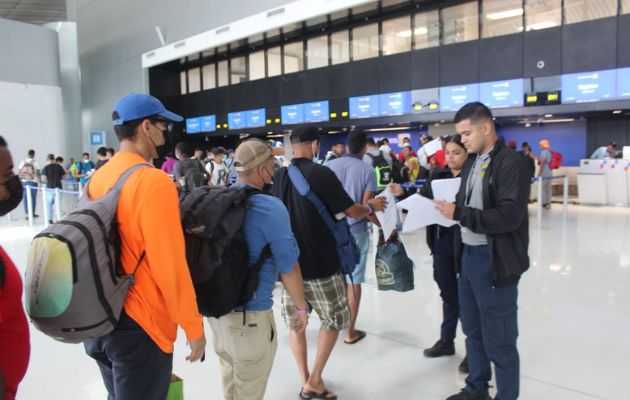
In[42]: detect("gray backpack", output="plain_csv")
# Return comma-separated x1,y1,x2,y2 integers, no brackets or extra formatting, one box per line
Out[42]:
25,163,149,343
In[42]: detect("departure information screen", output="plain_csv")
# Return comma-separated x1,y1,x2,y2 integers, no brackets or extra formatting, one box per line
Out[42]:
439,84,479,111
479,79,524,108
303,101,330,122
349,95,379,118
617,67,630,98
228,112,246,130
200,115,216,132
281,104,305,125
186,118,201,134
379,91,412,116
246,109,266,128
561,69,615,103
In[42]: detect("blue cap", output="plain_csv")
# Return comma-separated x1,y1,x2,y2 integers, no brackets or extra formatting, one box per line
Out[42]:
113,93,183,126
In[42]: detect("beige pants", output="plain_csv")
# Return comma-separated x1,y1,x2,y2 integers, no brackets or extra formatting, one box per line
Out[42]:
209,310,277,400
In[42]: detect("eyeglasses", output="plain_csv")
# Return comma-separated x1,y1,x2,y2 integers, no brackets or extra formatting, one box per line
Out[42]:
150,118,173,133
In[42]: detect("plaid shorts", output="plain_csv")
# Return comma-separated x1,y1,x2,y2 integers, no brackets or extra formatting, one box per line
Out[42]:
281,273,350,331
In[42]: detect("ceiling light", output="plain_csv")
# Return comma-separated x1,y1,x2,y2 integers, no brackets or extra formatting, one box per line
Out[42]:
364,127,411,132
613,110,622,114
525,123,531,128
544,114,553,118
396,27,428,38
486,8,523,20
526,21,557,31
542,118,575,124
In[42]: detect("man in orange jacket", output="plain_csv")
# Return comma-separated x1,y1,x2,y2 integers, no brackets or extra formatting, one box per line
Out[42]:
84,93,206,399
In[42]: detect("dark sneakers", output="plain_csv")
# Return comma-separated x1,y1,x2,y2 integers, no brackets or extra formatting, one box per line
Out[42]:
458,356,469,374
424,340,455,357
446,389,492,400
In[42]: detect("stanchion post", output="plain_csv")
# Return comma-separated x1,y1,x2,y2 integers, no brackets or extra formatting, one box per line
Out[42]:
55,188,62,222
42,188,49,227
78,182,84,198
563,175,569,216
26,184,34,226
537,177,543,226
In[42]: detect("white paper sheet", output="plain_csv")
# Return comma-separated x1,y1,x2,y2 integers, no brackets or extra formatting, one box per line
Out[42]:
422,137,443,157
396,193,457,232
431,177,461,202
375,188,398,239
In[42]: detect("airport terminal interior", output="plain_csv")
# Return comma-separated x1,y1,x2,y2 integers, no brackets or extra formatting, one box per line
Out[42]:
1,0,630,399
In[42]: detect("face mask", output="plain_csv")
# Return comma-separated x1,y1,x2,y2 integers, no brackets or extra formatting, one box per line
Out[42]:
0,175,23,216
261,165,273,193
150,123,171,159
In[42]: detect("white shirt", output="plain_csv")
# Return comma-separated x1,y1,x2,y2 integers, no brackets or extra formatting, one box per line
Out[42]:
18,158,40,182
205,161,228,186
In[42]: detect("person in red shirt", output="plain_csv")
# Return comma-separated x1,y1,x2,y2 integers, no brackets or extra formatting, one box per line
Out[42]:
0,136,30,400
433,137,448,170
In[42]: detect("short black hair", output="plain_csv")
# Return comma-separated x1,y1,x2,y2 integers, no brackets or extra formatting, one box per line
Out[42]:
56,156,64,163
454,102,494,124
332,141,345,147
112,111,160,142
175,142,192,157
382,138,389,144
445,134,466,151
403,145,412,150
28,149,35,157
106,147,115,155
0,136,6,147
97,147,107,157
367,138,376,146
214,147,226,155
348,129,368,155
47,153,55,161
609,142,617,149
82,152,90,158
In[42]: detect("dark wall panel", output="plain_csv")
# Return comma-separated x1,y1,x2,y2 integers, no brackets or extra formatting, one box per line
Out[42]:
563,17,617,73
439,41,478,86
587,118,629,155
617,15,630,68
301,67,330,101
524,27,562,77
378,52,412,93
410,47,439,89
478,34,523,82
327,64,351,99
348,58,381,96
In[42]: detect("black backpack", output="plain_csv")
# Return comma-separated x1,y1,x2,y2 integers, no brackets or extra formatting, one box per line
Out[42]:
179,159,205,192
367,152,393,190
180,186,271,320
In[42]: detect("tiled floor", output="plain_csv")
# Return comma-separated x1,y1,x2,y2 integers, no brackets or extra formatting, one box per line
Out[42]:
3,204,627,399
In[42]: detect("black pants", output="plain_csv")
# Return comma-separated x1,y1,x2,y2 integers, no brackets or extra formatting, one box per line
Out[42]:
432,229,459,342
84,312,173,400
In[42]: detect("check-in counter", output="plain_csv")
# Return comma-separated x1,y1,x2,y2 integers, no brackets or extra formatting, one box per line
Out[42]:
578,159,608,205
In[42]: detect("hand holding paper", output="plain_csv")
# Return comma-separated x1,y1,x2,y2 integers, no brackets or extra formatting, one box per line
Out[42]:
374,188,398,239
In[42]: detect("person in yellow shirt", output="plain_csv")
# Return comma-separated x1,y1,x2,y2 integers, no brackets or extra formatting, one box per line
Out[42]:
84,93,206,399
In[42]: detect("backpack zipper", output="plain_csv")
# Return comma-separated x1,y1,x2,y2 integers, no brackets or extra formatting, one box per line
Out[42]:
72,209,119,285
61,317,109,332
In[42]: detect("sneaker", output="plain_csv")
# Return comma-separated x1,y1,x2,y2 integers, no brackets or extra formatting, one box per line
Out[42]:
48,220,54,225
423,340,455,358
33,214,40,218
459,356,469,374
446,389,491,400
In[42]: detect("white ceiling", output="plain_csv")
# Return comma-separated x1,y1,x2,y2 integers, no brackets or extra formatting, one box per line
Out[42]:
0,0,66,25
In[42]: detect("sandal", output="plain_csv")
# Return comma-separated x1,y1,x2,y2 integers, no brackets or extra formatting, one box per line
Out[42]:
299,389,338,399
344,330,366,345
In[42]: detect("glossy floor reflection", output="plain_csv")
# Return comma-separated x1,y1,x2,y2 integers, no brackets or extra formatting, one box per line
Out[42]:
4,204,627,399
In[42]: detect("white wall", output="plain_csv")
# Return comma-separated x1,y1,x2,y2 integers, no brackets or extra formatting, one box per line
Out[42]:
0,82,65,163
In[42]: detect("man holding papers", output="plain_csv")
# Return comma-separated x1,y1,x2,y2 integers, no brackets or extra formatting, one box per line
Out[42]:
435,102,530,400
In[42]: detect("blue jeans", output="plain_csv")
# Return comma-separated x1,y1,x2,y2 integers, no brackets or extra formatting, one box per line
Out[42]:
348,230,370,284
84,312,173,400
432,228,459,342
44,188,56,221
459,245,519,400
22,181,38,215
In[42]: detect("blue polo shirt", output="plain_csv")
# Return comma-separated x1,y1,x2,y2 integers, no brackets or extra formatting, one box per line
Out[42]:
232,184,300,311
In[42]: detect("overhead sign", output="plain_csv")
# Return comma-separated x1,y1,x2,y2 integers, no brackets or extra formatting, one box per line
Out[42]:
303,101,330,123
439,84,479,112
89,131,105,146
349,95,380,119
228,112,246,130
480,79,524,109
411,88,440,113
200,115,216,132
186,118,201,133
617,67,630,98
379,91,412,116
281,104,305,125
246,109,266,128
561,69,615,103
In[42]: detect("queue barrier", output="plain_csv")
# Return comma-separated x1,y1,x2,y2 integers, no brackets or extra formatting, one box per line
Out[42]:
19,182,83,227
532,174,569,226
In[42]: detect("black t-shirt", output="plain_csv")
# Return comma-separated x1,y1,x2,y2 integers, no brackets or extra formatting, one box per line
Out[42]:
94,159,109,170
42,163,65,189
271,158,355,281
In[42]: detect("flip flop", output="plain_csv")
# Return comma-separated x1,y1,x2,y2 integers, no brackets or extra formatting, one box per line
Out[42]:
299,389,338,399
344,330,366,345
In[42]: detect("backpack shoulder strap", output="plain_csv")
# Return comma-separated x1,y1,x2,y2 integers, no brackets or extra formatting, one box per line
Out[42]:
366,153,376,160
82,163,151,201
287,165,336,230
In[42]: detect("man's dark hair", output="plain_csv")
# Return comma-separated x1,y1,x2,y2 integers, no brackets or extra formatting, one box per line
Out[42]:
82,152,90,158
47,153,55,161
28,149,35,157
194,148,203,153
56,156,64,163
97,147,107,157
454,102,494,124
332,141,345,147
609,142,617,149
175,142,192,157
382,138,390,144
106,147,115,155
404,145,412,151
214,147,226,155
367,138,376,146
0,136,6,147
112,111,160,141
348,129,368,155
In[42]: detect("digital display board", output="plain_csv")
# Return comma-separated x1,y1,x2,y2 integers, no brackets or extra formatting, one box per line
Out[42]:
379,91,412,116
561,69,615,103
303,101,330,122
479,79,524,109
186,118,201,134
200,115,216,132
439,84,479,111
349,95,380,119
228,112,246,130
246,109,266,128
411,88,440,113
281,104,304,125
617,67,630,98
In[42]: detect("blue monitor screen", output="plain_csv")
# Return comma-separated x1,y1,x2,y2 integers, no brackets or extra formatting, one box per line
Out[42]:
186,118,201,134
200,115,216,132
480,79,524,109
228,112,246,130
303,101,330,123
281,104,304,125
349,95,380,119
617,67,630,98
379,91,412,116
439,84,479,112
561,69,616,103
246,109,266,128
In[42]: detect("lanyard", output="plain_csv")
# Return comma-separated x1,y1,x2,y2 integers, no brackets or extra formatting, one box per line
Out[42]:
465,157,490,205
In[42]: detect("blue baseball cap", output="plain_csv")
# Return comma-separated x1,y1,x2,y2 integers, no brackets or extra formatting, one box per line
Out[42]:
112,93,183,126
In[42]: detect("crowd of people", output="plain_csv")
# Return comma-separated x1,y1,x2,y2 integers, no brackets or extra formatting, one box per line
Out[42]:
0,94,537,400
